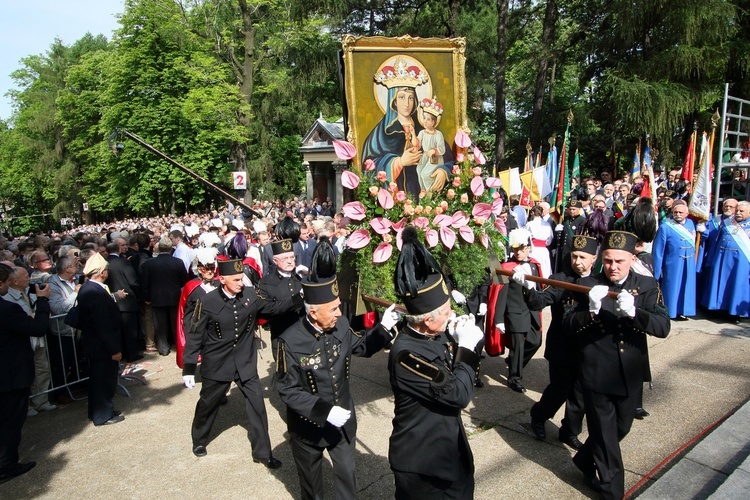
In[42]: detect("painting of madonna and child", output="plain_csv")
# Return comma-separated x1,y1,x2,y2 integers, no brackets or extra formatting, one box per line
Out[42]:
342,36,469,199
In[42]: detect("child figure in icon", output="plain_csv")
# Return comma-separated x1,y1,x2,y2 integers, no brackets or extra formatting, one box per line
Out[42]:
416,96,446,195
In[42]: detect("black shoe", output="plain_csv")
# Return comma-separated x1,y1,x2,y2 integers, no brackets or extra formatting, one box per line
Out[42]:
530,418,546,440
559,434,583,450
0,462,36,483
96,415,125,426
159,350,171,356
474,378,484,388
674,315,689,321
113,409,122,417
508,380,526,393
634,407,650,420
572,456,602,493
253,456,282,469
193,445,207,457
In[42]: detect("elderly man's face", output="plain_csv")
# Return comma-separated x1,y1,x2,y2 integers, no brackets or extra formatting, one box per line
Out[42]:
424,300,453,334
310,298,342,331
723,200,738,217
672,205,688,223
273,252,296,273
33,254,53,272
736,204,750,222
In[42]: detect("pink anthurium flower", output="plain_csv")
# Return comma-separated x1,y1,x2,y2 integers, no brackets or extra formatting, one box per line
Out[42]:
346,229,371,249
486,177,502,188
425,229,439,248
369,217,392,235
491,197,504,216
372,242,393,263
341,170,360,189
396,229,405,251
472,203,492,219
454,129,472,148
480,232,490,248
391,218,407,231
412,217,429,229
440,227,456,249
451,211,469,228
378,188,394,209
332,140,356,160
494,218,507,236
342,201,367,221
474,146,486,165
432,214,452,228
459,226,475,244
470,176,485,196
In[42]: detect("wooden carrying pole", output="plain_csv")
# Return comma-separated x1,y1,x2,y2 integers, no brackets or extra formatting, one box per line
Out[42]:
361,270,619,312
494,268,619,299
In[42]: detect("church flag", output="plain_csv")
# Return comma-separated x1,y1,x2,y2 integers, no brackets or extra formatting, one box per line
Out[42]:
681,128,698,182
689,132,712,221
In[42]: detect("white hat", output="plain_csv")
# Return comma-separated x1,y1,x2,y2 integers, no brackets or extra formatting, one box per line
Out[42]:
253,220,267,233
231,219,245,231
194,247,218,266
198,232,222,248
508,228,532,248
83,252,108,277
185,223,199,237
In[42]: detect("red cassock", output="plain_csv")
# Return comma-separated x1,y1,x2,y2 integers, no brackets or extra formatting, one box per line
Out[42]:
176,279,203,369
483,258,543,357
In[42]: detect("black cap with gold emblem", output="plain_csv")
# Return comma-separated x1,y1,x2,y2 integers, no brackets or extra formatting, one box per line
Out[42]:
271,238,294,255
571,235,599,256
567,199,583,209
601,231,637,254
302,276,339,305
217,258,244,276
395,226,451,315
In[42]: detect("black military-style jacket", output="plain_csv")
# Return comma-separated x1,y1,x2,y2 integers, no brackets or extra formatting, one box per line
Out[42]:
563,271,670,397
257,270,304,339
388,326,479,481
275,316,392,447
183,286,301,381
532,270,582,366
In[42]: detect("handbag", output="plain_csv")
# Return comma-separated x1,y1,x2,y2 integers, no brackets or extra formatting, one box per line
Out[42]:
64,300,80,329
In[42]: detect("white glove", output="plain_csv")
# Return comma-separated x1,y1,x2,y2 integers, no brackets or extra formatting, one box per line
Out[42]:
451,289,466,304
616,290,636,318
447,312,459,339
183,375,195,389
696,222,707,233
478,303,487,316
380,304,402,331
326,406,351,427
512,266,526,285
555,224,564,232
454,317,484,350
295,265,309,276
496,322,505,334
588,285,609,314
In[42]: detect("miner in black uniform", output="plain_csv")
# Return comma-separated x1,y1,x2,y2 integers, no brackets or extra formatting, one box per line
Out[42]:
257,238,304,359
275,239,400,500
182,258,302,465
554,199,587,273
388,226,484,499
525,235,599,449
564,231,670,499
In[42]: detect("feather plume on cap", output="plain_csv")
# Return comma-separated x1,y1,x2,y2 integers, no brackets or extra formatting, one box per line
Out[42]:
578,209,610,245
194,247,218,267
619,197,657,243
508,228,532,248
309,236,337,282
198,232,222,248
394,226,443,298
275,217,301,242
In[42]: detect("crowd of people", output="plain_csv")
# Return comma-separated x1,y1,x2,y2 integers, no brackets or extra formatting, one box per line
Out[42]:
0,166,747,498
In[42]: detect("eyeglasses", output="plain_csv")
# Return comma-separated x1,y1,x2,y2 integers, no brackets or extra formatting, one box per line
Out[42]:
72,251,79,257
275,256,296,262
36,258,50,263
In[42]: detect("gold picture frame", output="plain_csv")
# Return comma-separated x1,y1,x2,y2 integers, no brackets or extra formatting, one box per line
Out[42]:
341,35,469,175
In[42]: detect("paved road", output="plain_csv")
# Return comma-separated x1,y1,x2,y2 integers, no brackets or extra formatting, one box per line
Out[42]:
2,312,749,499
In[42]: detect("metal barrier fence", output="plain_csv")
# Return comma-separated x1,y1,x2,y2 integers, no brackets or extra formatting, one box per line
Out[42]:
29,314,146,403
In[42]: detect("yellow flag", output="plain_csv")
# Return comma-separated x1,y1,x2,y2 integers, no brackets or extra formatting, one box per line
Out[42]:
520,170,541,201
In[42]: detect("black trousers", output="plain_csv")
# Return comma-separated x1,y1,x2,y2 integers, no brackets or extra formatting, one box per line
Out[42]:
0,387,30,472
507,329,541,383
88,358,119,425
530,362,585,438
290,434,356,500
152,306,177,355
191,374,271,460
574,388,638,500
393,469,474,500
120,311,141,362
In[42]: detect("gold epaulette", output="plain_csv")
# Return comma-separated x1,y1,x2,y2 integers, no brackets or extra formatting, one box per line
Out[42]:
276,340,287,377
192,301,202,323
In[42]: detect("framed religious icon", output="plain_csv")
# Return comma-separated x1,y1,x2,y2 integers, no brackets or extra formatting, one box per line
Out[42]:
341,35,468,199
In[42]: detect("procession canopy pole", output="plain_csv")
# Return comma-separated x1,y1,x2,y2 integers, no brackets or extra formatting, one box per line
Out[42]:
361,295,409,314
494,268,619,299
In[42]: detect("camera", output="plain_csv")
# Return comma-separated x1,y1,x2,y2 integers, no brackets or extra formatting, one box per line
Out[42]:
29,275,49,294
